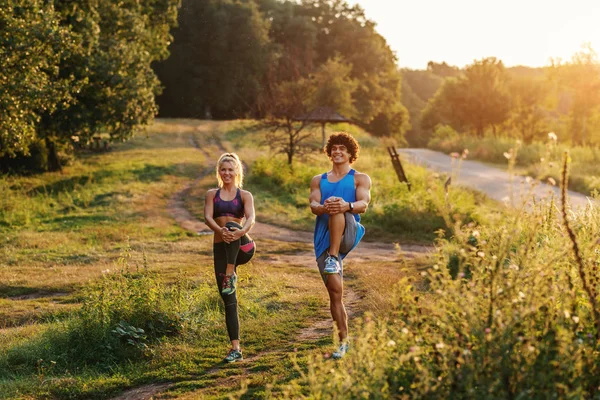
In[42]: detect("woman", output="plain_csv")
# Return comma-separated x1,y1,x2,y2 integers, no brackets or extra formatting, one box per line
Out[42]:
204,152,255,363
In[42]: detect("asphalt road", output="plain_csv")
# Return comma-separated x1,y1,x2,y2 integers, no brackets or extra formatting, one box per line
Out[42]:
398,148,593,210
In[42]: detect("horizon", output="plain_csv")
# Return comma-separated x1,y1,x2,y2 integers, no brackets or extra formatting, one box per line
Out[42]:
347,0,600,70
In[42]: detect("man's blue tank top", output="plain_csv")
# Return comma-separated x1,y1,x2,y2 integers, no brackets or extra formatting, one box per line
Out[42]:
314,169,365,259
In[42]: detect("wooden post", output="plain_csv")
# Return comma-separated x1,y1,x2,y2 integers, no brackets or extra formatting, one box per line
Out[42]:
387,147,411,190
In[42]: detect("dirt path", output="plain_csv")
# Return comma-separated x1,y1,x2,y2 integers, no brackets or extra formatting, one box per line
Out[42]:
112,125,431,400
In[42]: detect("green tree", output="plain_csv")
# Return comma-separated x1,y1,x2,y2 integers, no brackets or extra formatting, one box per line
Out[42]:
48,0,180,163
421,57,511,137
505,77,550,143
366,102,410,142
420,77,469,134
1,0,179,172
552,44,600,145
301,0,402,125
156,0,408,139
401,69,444,146
310,57,358,118
257,0,318,82
155,0,272,119
261,0,408,138
0,1,75,159
402,68,445,103
462,57,511,136
309,56,358,146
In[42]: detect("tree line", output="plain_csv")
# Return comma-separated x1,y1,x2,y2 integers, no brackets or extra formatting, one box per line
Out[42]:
2,0,409,171
4,0,598,172
403,46,600,147
154,0,410,142
0,0,179,172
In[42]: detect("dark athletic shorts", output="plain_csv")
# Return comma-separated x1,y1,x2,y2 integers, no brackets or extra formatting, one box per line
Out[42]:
316,212,359,283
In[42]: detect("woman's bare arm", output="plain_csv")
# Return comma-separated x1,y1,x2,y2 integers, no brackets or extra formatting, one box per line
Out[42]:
204,190,225,236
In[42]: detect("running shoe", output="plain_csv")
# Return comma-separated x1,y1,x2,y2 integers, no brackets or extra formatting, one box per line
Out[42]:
323,255,341,275
332,342,349,360
224,348,243,363
221,273,237,295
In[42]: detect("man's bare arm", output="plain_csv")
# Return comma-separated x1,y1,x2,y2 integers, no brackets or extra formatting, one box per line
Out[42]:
309,175,328,216
351,173,371,214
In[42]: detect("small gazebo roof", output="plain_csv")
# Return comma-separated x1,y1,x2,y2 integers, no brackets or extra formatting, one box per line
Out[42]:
294,106,350,123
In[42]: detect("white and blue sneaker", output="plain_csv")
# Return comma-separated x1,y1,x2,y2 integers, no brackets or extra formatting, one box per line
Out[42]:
323,255,341,275
224,348,243,363
332,342,349,360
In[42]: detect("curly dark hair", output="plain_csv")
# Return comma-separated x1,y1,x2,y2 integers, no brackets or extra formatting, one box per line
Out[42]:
325,132,360,164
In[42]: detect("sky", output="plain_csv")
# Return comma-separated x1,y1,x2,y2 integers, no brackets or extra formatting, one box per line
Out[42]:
346,0,600,70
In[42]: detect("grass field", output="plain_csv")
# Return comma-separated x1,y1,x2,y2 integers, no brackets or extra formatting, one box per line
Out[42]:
1,119,506,399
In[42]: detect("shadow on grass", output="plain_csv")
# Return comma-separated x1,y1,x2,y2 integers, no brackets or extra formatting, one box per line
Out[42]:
43,214,114,229
87,191,127,208
0,285,42,298
108,132,199,153
132,164,178,182
28,164,193,196
28,169,117,195
29,251,100,266
0,284,73,299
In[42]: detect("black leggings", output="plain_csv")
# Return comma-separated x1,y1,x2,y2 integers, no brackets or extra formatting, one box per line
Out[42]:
213,240,241,341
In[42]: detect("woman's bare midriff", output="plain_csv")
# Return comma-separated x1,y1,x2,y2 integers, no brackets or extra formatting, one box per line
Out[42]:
213,216,244,243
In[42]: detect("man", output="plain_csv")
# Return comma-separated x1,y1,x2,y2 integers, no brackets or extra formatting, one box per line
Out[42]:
309,131,372,360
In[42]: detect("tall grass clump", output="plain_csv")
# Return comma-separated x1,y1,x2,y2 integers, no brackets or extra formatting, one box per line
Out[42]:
1,243,217,376
285,155,600,398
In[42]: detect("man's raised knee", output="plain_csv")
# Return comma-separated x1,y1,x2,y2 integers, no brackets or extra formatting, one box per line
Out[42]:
328,212,346,227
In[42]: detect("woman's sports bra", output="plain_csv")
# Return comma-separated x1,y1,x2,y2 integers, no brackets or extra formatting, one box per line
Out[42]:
213,188,245,219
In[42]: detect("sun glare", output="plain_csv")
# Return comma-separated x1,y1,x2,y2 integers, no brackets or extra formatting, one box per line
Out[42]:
347,0,600,69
